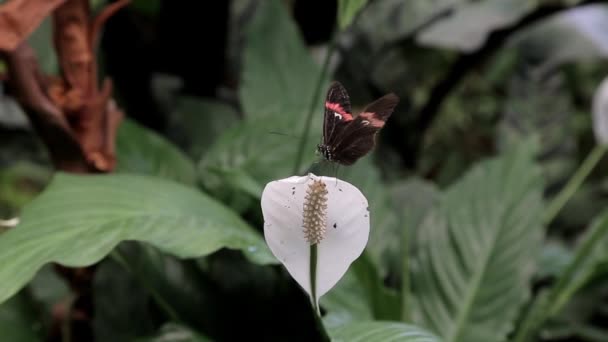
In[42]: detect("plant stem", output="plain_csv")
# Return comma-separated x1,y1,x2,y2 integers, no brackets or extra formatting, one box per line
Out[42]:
513,213,608,341
544,144,607,225
310,243,319,314
512,291,548,342
61,295,75,342
545,214,608,315
514,145,608,341
400,221,410,322
292,37,336,174
309,243,331,341
110,250,181,323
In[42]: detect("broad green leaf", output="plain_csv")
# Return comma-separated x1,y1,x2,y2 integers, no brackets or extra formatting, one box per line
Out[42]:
537,241,573,280
543,212,608,318
322,253,399,328
0,293,41,342
390,177,440,247
0,95,28,129
330,321,442,342
496,73,577,190
199,118,312,195
0,173,275,305
412,142,544,342
28,265,69,311
515,5,608,72
94,252,158,342
0,162,50,217
240,0,321,121
355,0,460,51
201,0,324,189
340,155,399,276
416,0,538,52
350,252,400,320
116,120,196,185
512,213,608,341
129,0,161,17
321,268,373,328
167,97,239,159
135,323,211,342
338,0,368,29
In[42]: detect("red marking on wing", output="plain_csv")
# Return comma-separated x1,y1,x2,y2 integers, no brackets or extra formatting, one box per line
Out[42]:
359,112,386,128
326,102,354,121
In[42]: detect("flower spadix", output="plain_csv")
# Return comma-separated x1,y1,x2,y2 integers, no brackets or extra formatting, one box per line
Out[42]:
261,173,369,305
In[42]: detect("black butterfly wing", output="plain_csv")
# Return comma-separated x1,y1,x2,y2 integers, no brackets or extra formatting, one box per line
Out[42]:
331,93,399,165
323,81,353,146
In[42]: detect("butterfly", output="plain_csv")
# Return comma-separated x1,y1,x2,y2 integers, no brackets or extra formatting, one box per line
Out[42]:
317,81,399,165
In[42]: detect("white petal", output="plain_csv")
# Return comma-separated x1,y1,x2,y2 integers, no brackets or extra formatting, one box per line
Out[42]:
593,75,608,145
261,174,369,301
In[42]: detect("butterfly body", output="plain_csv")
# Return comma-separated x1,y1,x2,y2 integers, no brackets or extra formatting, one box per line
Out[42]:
318,82,399,165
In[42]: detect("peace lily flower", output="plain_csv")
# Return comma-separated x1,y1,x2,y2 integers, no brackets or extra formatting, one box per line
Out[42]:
593,75,608,145
261,173,369,311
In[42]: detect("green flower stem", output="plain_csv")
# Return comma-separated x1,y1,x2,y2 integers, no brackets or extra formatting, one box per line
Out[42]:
514,214,608,341
310,243,319,314
400,221,410,322
544,214,608,315
110,250,181,323
544,144,607,225
512,291,548,342
513,145,608,341
293,36,336,174
309,243,330,342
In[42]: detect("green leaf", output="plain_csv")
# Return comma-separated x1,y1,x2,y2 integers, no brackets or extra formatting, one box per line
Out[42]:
537,241,573,280
116,120,197,185
0,293,41,342
515,5,608,71
512,212,608,341
321,268,373,328
351,252,400,320
240,0,321,121
93,252,158,342
321,252,399,328
340,156,399,276
330,321,442,342
135,323,211,342
338,0,368,29
200,0,324,189
390,177,440,247
167,97,239,159
416,0,538,52
543,213,608,319
412,142,544,342
0,173,275,305
356,0,460,51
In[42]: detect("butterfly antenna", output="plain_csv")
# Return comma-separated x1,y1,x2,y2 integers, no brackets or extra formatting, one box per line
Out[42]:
267,131,299,139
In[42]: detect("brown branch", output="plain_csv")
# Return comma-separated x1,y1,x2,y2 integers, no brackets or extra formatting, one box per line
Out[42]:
0,0,66,51
49,0,126,172
2,1,128,340
408,0,604,167
2,43,91,172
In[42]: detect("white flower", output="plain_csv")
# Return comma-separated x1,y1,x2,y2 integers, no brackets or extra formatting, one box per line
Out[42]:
593,75,608,145
261,173,369,307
